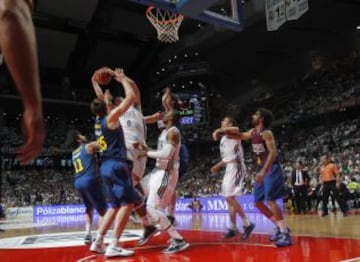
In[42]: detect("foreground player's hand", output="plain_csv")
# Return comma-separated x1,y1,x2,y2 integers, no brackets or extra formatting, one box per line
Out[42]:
255,169,266,184
17,110,45,165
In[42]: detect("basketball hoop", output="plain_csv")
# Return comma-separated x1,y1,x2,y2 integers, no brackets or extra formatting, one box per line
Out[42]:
146,6,184,43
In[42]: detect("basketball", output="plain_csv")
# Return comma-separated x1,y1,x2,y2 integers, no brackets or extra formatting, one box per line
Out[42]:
94,69,112,85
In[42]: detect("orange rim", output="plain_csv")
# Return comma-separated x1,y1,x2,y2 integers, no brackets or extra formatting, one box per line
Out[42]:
145,6,183,25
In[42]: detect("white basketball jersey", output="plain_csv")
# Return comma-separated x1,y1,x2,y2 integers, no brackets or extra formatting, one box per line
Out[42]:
220,136,245,164
119,105,146,145
156,126,181,170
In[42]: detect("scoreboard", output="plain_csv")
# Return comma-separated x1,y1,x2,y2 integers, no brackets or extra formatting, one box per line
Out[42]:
176,92,208,125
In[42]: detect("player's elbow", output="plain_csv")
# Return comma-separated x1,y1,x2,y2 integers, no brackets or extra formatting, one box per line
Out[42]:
0,0,31,24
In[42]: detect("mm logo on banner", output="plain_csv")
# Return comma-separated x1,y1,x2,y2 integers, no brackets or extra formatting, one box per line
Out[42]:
206,199,228,212
175,195,283,214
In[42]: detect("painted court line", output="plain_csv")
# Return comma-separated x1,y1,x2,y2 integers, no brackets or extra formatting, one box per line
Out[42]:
340,257,360,262
76,255,97,262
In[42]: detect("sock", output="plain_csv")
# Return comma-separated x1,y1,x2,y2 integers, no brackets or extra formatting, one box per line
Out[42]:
110,238,119,247
241,217,251,227
85,223,91,235
277,220,287,233
167,226,183,240
95,233,104,244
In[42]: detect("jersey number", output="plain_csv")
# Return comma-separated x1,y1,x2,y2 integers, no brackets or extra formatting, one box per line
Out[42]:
97,135,107,151
74,158,84,173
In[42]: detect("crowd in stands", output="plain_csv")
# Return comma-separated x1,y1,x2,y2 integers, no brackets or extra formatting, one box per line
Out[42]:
239,50,360,125
2,168,79,207
2,115,359,211
1,51,360,212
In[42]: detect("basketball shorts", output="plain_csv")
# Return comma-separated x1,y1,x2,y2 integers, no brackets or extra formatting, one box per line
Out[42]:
254,162,285,202
146,168,179,209
222,162,246,197
126,145,147,179
100,159,143,208
74,175,107,215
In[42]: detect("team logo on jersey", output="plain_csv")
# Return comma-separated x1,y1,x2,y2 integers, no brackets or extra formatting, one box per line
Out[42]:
252,143,265,154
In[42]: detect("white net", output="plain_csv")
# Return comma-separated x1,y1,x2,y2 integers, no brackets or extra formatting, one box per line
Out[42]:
146,7,184,43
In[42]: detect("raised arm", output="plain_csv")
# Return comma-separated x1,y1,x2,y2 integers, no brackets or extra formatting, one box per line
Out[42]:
144,112,163,124
106,71,135,129
162,87,175,112
103,89,114,114
91,73,104,100
212,127,252,141
114,68,142,110
91,67,115,100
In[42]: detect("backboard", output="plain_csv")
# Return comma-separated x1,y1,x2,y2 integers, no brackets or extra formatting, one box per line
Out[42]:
129,0,244,32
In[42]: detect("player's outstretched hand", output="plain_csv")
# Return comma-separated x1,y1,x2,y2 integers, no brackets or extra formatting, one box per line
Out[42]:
17,110,45,164
212,129,221,141
155,112,164,121
133,142,149,151
114,68,126,82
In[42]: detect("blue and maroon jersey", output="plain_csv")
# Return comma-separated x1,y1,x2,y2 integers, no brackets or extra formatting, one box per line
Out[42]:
251,128,279,170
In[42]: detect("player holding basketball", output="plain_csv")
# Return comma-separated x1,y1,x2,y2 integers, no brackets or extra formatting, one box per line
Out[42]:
210,116,255,240
136,109,189,254
89,71,153,257
213,108,292,247
0,0,45,164
92,68,160,238
92,68,161,190
71,133,107,244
